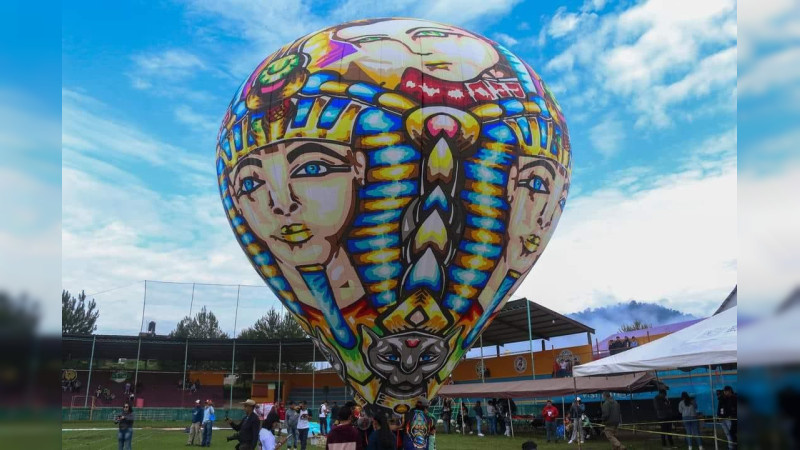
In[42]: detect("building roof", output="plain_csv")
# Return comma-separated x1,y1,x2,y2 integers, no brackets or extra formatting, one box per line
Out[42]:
62,299,593,361
478,298,595,346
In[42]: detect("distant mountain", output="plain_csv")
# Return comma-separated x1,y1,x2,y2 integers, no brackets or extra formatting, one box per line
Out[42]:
568,300,699,341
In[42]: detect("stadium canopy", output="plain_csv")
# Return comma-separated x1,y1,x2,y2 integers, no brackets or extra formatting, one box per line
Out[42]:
437,372,658,399
573,307,737,376
62,298,593,362
479,298,595,346
62,335,323,363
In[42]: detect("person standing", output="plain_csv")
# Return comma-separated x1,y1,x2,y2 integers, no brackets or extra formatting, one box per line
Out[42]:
188,399,203,446
286,401,299,450
201,399,215,447
653,389,676,448
403,399,435,450
473,401,485,437
327,405,362,449
542,399,559,443
602,392,625,450
225,399,261,450
486,400,497,435
718,386,737,449
368,413,395,450
630,337,639,348
297,401,311,450
319,401,330,435
568,397,585,444
260,419,289,450
114,402,135,450
679,392,703,450
459,402,472,434
441,398,452,434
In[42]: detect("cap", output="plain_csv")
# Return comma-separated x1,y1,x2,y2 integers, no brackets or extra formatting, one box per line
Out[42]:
575,397,581,401
195,399,201,404
206,399,213,404
242,399,257,406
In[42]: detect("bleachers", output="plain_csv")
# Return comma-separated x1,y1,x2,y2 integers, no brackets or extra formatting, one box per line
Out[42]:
61,370,225,408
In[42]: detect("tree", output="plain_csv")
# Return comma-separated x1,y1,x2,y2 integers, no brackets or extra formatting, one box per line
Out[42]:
62,290,99,335
169,306,229,339
238,307,307,340
239,307,311,371
619,319,651,333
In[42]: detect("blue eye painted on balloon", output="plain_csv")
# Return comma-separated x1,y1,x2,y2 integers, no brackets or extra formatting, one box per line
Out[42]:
237,176,265,197
559,198,566,210
291,161,351,178
518,175,550,194
420,353,435,362
381,353,400,363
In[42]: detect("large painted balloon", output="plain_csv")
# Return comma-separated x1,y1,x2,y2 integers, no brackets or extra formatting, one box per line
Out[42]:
216,18,571,414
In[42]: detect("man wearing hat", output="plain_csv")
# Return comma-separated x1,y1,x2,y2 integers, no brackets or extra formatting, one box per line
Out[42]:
568,397,586,444
188,399,203,446
225,399,261,450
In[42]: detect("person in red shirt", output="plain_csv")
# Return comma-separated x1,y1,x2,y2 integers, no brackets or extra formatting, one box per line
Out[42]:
326,405,363,450
542,399,560,443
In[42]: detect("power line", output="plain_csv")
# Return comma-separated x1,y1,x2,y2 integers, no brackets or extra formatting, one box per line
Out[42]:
85,281,144,297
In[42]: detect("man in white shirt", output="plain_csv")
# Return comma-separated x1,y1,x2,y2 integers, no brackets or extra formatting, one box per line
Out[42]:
297,401,310,450
260,420,289,450
319,401,329,435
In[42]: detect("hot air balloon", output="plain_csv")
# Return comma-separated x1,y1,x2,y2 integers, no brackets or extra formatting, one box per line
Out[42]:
216,18,571,415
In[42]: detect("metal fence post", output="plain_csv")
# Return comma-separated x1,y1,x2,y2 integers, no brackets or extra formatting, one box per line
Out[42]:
83,335,96,408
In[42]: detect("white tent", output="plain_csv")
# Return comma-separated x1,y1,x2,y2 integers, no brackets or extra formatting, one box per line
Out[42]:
573,306,737,376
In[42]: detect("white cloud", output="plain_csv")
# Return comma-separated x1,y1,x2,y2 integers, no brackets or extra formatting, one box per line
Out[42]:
174,104,220,134
588,116,625,158
494,33,519,47
516,133,738,317
132,49,206,82
544,0,736,127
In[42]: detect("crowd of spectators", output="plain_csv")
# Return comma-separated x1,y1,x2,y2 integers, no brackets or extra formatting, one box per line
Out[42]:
608,336,639,355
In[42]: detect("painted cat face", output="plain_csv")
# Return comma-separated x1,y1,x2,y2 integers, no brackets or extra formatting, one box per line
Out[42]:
362,328,454,399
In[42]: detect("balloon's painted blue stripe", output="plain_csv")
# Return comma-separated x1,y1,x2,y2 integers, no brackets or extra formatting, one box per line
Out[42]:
465,215,504,232
459,240,503,258
348,83,384,103
352,209,404,227
496,44,536,94
358,262,403,281
301,72,338,96
517,116,533,146
474,148,515,167
538,117,549,150
240,232,255,245
449,267,489,286
253,252,274,266
221,139,232,160
553,125,563,156
318,97,351,130
499,98,525,116
368,145,420,166
232,122,243,151
482,122,517,144
293,98,314,128
421,188,450,213
232,216,244,227
217,158,226,176
232,101,248,120
461,191,507,210
299,267,356,349
403,259,443,293
218,128,228,146
533,95,551,118
443,294,470,314
370,290,395,308
356,108,402,134
464,162,504,185
267,276,290,293
223,195,233,210
347,234,400,253
463,271,517,348
360,180,417,199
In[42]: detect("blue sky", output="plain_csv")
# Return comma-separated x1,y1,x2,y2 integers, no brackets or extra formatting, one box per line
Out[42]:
57,0,749,335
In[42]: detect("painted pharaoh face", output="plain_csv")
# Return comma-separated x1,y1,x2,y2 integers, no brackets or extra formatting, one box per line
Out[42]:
334,19,500,85
229,141,365,267
505,156,568,273
362,328,454,400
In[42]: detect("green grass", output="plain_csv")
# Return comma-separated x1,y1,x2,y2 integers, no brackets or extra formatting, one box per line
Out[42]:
61,422,715,450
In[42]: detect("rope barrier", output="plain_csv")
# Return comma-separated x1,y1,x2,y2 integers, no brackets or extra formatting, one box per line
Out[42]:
586,421,737,445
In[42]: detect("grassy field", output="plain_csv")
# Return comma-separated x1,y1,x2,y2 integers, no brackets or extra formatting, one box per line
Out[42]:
62,421,714,450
